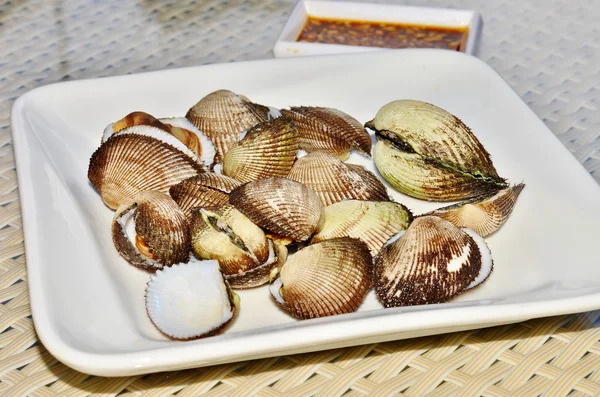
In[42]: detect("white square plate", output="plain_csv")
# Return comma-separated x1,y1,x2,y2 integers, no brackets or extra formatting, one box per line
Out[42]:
273,0,482,57
12,50,600,376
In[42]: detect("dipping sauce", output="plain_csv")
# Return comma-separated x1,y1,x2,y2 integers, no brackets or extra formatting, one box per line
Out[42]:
297,16,468,51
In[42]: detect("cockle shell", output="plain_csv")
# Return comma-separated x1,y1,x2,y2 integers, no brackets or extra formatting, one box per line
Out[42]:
146,259,239,340
368,100,507,201
286,151,389,206
229,177,324,241
89,125,204,209
190,204,279,288
269,237,372,319
424,184,525,236
112,191,191,270
223,116,299,183
374,216,492,307
310,200,413,255
281,106,372,159
185,90,272,162
101,111,216,168
169,173,241,215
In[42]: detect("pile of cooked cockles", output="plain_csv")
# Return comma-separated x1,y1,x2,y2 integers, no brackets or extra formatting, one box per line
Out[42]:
87,90,524,340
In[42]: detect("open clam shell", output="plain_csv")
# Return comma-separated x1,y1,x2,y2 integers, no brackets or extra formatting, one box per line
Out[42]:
269,237,372,319
310,200,413,256
281,106,372,159
374,216,492,307
169,173,241,215
368,100,507,201
112,191,191,270
146,259,239,340
287,151,389,206
185,90,272,162
223,116,299,183
101,111,216,168
229,177,324,242
190,204,277,288
424,184,525,236
89,125,204,209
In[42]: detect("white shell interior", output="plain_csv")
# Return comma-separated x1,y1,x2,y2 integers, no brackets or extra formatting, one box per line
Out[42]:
160,117,217,167
464,228,494,289
146,259,233,339
102,122,115,142
116,207,161,269
269,277,284,304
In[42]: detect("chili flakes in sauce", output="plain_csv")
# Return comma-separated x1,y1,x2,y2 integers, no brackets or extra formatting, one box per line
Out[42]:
297,17,468,51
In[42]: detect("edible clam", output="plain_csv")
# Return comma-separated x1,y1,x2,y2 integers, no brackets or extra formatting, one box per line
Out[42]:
368,100,507,201
269,237,372,319
112,191,190,270
89,125,204,209
146,259,239,340
101,111,216,168
185,90,274,162
310,200,413,255
223,116,299,183
190,204,281,288
287,151,389,206
169,173,241,215
424,184,525,236
281,106,372,159
229,177,323,241
374,216,492,307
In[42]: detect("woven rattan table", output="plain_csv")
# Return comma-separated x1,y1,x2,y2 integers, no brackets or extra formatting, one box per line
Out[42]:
2,0,600,395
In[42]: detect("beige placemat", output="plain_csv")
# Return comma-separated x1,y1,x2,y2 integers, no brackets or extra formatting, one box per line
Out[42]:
1,0,600,395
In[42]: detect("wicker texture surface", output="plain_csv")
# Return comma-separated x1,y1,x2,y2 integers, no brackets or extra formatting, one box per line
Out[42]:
1,0,600,395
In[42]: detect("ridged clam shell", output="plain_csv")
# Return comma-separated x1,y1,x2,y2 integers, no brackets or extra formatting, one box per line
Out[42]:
223,117,299,183
310,200,413,255
374,216,492,307
229,177,324,241
146,259,239,340
368,100,507,201
190,204,274,288
169,173,241,214
89,125,204,209
287,152,389,206
269,237,372,319
281,107,372,159
373,140,504,201
112,191,190,270
185,90,271,162
102,112,216,168
424,184,525,236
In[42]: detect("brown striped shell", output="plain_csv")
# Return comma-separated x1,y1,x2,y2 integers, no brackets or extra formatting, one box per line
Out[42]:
112,191,191,270
190,204,280,288
310,200,413,256
185,90,272,162
88,125,204,209
101,111,216,168
169,173,241,215
222,116,298,183
368,100,507,201
374,216,492,307
281,107,372,159
229,178,324,242
269,237,372,319
286,152,389,206
424,184,525,236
